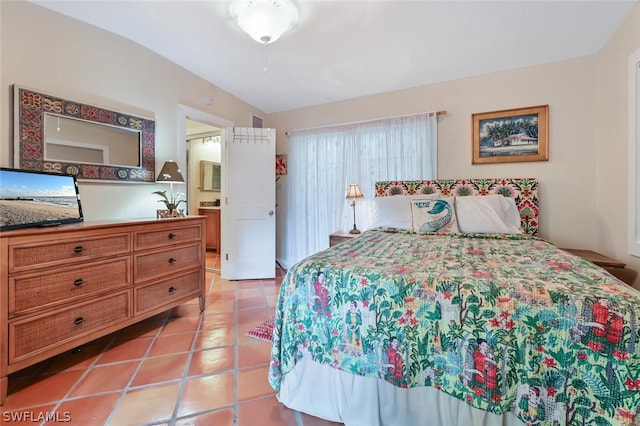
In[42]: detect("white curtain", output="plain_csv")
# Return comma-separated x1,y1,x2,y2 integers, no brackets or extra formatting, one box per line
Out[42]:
279,113,437,269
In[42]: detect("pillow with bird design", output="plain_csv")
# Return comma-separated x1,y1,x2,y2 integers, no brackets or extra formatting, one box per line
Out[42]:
371,193,440,229
410,197,459,234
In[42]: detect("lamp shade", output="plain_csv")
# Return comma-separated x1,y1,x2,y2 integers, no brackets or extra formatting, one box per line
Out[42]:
156,161,185,183
346,184,364,199
232,0,298,44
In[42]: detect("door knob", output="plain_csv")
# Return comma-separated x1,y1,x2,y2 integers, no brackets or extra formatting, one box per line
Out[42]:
268,210,274,216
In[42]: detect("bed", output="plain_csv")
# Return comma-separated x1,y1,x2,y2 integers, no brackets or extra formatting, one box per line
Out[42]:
269,178,640,426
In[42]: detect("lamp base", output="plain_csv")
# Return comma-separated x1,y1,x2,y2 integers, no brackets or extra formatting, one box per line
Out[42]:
349,228,361,234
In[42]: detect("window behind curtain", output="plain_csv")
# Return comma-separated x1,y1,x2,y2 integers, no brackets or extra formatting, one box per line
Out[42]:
278,113,438,269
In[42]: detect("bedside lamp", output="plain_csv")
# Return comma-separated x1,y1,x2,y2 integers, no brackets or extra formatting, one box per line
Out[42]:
346,183,364,234
157,160,185,183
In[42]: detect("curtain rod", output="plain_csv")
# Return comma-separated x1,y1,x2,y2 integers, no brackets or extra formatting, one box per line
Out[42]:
284,110,446,136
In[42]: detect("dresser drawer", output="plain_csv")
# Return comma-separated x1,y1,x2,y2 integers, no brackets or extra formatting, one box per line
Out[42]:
9,291,131,363
134,223,202,250
9,233,131,272
135,270,201,315
9,257,131,317
134,243,202,282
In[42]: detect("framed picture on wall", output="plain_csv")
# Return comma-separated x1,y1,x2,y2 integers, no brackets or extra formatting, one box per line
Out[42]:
472,105,549,164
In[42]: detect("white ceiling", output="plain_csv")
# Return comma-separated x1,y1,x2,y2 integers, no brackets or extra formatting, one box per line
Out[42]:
31,0,638,114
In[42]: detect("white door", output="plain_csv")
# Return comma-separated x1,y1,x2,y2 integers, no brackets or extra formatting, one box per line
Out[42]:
221,127,276,279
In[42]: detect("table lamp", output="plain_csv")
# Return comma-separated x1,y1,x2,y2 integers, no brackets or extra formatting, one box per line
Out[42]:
346,183,364,234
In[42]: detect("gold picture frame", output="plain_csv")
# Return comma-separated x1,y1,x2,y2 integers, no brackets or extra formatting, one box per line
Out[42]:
472,105,548,164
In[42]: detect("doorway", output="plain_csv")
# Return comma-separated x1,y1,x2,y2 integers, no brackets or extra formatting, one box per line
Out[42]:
177,105,234,274
177,106,277,279
186,119,222,272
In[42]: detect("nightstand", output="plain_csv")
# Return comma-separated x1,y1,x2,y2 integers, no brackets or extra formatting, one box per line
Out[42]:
562,248,636,285
561,249,626,269
329,230,360,247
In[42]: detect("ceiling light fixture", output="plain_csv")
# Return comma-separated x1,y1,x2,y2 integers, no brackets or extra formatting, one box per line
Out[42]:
202,136,221,144
230,0,298,45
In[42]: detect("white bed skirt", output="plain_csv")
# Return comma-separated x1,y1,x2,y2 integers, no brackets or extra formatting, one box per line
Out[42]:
277,358,525,426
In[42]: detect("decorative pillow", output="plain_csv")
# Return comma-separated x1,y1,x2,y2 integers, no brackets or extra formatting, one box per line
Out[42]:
410,197,459,234
454,195,522,234
371,194,439,229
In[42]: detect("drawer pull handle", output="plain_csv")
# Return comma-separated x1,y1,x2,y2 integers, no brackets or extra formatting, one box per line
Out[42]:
168,286,177,293
168,258,177,264
73,278,85,286
73,246,84,253
168,233,176,239
74,317,85,325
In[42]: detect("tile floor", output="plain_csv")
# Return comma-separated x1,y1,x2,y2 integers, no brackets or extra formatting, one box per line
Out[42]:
1,252,341,426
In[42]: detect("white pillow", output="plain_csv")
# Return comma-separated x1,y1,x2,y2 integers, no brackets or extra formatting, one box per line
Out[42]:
503,196,522,232
411,197,459,234
371,194,439,229
455,195,522,234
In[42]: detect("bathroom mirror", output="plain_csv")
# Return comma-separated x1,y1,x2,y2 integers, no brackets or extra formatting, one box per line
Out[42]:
14,85,156,182
201,160,221,191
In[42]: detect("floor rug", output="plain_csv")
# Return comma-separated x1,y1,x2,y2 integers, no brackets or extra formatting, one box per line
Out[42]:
246,316,274,343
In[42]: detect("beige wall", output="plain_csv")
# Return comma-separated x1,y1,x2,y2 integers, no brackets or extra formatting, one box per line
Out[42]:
270,56,598,251
1,0,263,221
595,4,640,282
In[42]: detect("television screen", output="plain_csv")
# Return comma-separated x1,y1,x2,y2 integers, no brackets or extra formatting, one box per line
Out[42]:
0,167,84,231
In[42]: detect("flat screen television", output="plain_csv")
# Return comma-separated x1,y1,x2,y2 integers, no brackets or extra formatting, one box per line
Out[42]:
0,167,84,231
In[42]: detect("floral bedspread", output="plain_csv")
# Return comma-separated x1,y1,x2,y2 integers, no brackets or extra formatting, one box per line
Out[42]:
269,229,640,425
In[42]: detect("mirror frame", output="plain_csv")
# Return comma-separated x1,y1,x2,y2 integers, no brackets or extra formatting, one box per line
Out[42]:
200,160,221,192
13,85,155,182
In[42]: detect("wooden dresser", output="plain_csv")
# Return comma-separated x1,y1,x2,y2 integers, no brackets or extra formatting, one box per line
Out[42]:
0,216,206,405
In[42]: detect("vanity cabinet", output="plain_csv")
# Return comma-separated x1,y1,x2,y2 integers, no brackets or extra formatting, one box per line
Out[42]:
0,216,206,405
199,208,221,252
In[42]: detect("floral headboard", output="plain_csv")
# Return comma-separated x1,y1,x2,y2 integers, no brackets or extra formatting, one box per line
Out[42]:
374,178,539,236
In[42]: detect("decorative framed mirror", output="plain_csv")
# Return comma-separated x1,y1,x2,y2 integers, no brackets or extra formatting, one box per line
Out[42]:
13,85,156,182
